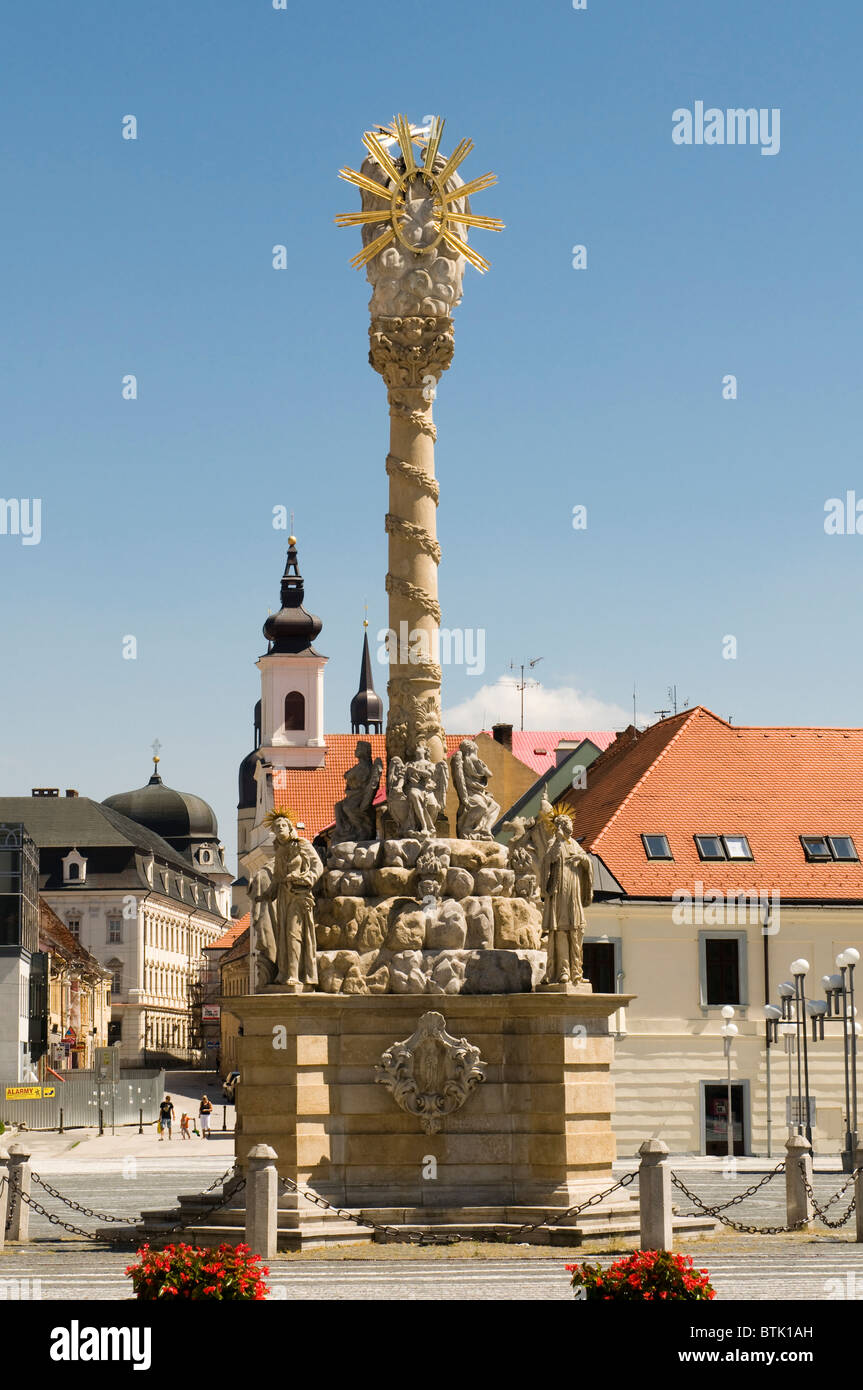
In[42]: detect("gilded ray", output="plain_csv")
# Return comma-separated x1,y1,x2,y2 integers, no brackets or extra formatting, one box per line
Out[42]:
422,115,445,170
442,227,490,273
334,208,392,227
362,131,403,186
338,166,391,199
442,172,497,203
436,138,474,187
394,114,417,175
350,226,395,269
447,212,505,232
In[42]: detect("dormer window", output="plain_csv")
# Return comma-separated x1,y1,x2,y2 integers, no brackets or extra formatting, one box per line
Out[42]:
694,834,754,862
801,835,858,862
62,848,87,885
642,834,672,860
198,847,212,865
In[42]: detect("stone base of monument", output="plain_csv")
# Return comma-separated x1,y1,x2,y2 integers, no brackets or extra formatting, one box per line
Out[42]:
126,988,715,1250
127,990,700,1250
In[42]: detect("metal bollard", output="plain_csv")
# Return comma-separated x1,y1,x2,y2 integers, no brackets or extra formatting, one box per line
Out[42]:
7,1143,31,1242
58,1108,64,1135
638,1138,672,1251
245,1144,278,1258
98,1108,104,1136
138,1108,143,1135
0,1147,10,1254
223,1105,227,1132
785,1134,813,1230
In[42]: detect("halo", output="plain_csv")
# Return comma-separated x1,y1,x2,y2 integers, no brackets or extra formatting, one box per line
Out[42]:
264,805,299,828
541,801,574,834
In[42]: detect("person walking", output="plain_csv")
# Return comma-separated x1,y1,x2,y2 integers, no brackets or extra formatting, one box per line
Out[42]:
158,1095,175,1141
199,1094,213,1139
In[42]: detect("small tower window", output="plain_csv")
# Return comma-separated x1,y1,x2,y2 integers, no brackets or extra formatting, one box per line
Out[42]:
284,691,305,730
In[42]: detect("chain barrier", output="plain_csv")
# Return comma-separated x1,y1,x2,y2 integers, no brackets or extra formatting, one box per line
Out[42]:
670,1170,806,1235
30,1171,138,1224
801,1168,859,1229
689,1160,786,1213
2,1174,11,1235
12,1171,245,1245
276,1169,639,1245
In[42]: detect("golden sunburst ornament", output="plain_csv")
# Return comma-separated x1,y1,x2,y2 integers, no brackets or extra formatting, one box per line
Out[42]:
336,115,503,274
541,800,575,834
264,805,299,828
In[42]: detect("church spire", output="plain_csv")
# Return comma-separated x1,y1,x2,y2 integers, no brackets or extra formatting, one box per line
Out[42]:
351,621,383,734
262,536,324,655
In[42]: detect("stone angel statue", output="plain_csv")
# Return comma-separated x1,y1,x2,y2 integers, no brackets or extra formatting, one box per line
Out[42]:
402,742,449,836
333,740,384,843
452,740,500,840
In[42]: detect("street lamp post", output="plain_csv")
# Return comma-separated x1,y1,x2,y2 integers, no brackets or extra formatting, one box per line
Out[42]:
765,962,814,1149
720,1005,738,1158
814,947,861,1172
790,959,813,1148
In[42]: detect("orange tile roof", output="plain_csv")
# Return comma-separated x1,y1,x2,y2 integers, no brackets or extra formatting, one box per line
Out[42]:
561,706,863,901
207,913,249,951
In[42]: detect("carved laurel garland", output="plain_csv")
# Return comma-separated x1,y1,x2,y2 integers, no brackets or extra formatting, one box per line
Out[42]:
385,572,442,624
385,454,440,501
385,513,442,564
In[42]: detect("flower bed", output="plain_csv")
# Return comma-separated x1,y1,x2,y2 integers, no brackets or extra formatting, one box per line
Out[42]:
126,1242,269,1300
567,1250,715,1301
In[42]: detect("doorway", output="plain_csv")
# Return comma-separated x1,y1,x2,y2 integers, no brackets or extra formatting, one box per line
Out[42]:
703,1082,747,1156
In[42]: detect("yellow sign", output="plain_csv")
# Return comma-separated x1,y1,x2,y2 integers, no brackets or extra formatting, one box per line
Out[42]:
4,1085,42,1101
43,1086,56,1099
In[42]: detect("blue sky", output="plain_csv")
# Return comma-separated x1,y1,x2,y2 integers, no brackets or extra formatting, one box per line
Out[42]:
2,0,861,870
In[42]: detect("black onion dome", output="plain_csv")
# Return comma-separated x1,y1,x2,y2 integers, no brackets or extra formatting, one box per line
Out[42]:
103,765,219,850
263,537,323,655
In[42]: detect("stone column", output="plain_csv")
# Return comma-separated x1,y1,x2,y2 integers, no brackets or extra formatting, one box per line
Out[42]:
245,1143,278,1258
638,1138,672,1251
7,1143,31,1242
369,316,454,765
785,1134,813,1230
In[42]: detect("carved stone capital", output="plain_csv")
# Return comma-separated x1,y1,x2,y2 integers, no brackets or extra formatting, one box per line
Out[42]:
375,1011,486,1134
369,316,455,392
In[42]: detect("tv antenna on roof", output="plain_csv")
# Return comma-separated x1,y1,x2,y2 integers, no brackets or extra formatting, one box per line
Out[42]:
504,657,543,730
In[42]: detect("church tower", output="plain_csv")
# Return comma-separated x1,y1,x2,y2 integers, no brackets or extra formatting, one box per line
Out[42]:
256,536,327,767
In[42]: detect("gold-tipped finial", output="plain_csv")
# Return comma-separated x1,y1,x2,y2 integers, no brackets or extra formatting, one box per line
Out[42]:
337,115,503,273
288,535,297,546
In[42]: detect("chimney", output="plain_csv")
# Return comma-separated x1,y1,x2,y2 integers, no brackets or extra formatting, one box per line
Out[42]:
32,788,59,797
491,722,513,751
65,789,79,798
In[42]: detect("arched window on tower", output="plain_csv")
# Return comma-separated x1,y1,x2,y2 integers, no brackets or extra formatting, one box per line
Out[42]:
284,691,305,731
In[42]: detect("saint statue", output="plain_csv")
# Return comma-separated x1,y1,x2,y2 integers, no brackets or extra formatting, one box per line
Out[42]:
540,814,594,985
333,740,383,842
402,742,449,836
452,739,500,839
249,865,277,989
265,815,324,989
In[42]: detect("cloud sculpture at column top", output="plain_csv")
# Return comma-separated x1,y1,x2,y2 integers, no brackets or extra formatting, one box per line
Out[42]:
336,114,503,319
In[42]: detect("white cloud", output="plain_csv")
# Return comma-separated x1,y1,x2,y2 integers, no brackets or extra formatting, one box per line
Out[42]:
442,680,634,733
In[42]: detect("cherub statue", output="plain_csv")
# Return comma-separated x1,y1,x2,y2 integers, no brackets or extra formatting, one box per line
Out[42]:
333,739,383,842
452,740,500,839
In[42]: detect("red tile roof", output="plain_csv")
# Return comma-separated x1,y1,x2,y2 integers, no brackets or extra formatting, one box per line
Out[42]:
271,730,618,840
207,914,249,951
496,730,616,777
561,707,863,900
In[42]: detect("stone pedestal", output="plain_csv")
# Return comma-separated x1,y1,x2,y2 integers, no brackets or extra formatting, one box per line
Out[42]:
230,990,631,1213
